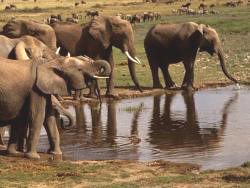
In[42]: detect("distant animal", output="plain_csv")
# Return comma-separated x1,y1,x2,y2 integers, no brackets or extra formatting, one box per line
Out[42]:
209,4,216,8
199,2,207,9
181,2,191,8
85,10,99,18
75,2,79,7
66,17,79,23
81,0,86,4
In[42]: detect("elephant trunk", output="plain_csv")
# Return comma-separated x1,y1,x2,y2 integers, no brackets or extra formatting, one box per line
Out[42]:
51,95,75,130
217,49,238,83
125,47,143,92
60,111,75,130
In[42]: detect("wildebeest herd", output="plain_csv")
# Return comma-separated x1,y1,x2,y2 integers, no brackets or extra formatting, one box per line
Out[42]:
0,7,239,159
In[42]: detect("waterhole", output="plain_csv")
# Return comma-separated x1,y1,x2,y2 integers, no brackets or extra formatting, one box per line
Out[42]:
36,85,250,170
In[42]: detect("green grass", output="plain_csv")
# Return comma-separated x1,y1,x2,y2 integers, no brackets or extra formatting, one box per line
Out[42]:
0,0,249,90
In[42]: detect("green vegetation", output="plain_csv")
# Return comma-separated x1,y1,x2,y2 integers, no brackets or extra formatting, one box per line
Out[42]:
0,0,249,89
1,157,250,187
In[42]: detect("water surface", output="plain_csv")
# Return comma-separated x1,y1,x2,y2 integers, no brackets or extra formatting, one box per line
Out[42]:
37,86,250,170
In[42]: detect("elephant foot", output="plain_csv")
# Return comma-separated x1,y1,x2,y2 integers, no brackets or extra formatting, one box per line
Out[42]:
165,83,177,90
153,84,163,89
24,152,40,159
181,85,195,92
7,150,24,157
105,93,119,100
47,149,62,155
86,93,98,99
79,96,88,101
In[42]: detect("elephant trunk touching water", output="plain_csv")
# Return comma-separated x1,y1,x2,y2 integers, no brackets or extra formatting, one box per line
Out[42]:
217,49,237,83
144,22,238,89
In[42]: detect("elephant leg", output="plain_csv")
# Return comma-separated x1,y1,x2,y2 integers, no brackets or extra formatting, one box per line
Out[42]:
147,55,163,88
0,127,6,149
7,124,20,156
105,48,116,97
25,94,46,159
88,80,98,99
182,58,195,90
160,64,176,89
74,89,86,100
44,100,62,155
17,122,29,152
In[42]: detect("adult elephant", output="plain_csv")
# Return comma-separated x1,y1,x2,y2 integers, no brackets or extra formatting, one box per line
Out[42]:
0,35,57,60
2,19,57,51
50,16,142,97
0,56,110,159
144,22,238,90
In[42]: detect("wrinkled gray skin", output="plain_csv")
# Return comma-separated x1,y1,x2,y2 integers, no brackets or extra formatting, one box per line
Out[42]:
50,16,142,98
0,35,57,60
0,56,110,159
0,35,68,150
2,19,57,51
144,22,238,90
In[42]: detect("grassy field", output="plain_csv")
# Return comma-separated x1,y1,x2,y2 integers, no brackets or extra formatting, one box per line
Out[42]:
0,0,250,89
0,0,250,187
1,155,250,187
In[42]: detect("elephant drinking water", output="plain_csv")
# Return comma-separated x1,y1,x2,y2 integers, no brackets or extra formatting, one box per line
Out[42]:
144,22,238,90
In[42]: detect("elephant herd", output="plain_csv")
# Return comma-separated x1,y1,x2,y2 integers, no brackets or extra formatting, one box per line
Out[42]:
0,16,238,159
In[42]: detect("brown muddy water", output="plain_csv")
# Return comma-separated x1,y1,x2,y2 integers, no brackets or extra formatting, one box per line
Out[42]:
7,86,250,170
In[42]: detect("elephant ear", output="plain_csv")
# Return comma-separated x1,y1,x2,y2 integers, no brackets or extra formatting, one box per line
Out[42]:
35,63,69,96
89,16,112,49
15,41,30,60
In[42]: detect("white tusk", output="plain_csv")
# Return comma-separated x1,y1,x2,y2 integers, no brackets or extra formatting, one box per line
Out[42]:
56,47,61,54
135,57,141,64
67,52,70,57
125,51,140,64
93,76,109,79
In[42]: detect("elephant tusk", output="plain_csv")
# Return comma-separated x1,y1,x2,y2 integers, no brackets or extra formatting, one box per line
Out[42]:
125,51,140,64
135,57,142,64
67,52,70,57
93,76,109,79
56,47,61,54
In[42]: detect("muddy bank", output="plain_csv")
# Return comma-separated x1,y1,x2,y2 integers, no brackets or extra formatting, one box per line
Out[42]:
1,149,250,187
63,82,235,103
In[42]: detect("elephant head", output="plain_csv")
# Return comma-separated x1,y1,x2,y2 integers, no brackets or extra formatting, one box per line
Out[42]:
3,19,57,51
14,35,57,60
194,23,238,83
88,16,142,91
35,56,111,96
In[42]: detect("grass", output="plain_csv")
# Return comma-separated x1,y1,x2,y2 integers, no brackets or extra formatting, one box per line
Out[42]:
0,0,249,90
1,156,250,187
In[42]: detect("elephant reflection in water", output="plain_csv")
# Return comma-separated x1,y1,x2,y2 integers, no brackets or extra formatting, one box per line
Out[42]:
149,92,238,152
60,100,143,151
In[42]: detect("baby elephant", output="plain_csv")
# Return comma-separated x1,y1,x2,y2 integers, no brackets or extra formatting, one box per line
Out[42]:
144,22,238,90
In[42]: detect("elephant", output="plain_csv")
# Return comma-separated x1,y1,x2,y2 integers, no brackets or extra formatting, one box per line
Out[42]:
0,35,57,60
50,16,142,98
2,19,57,51
0,56,110,159
144,22,238,90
